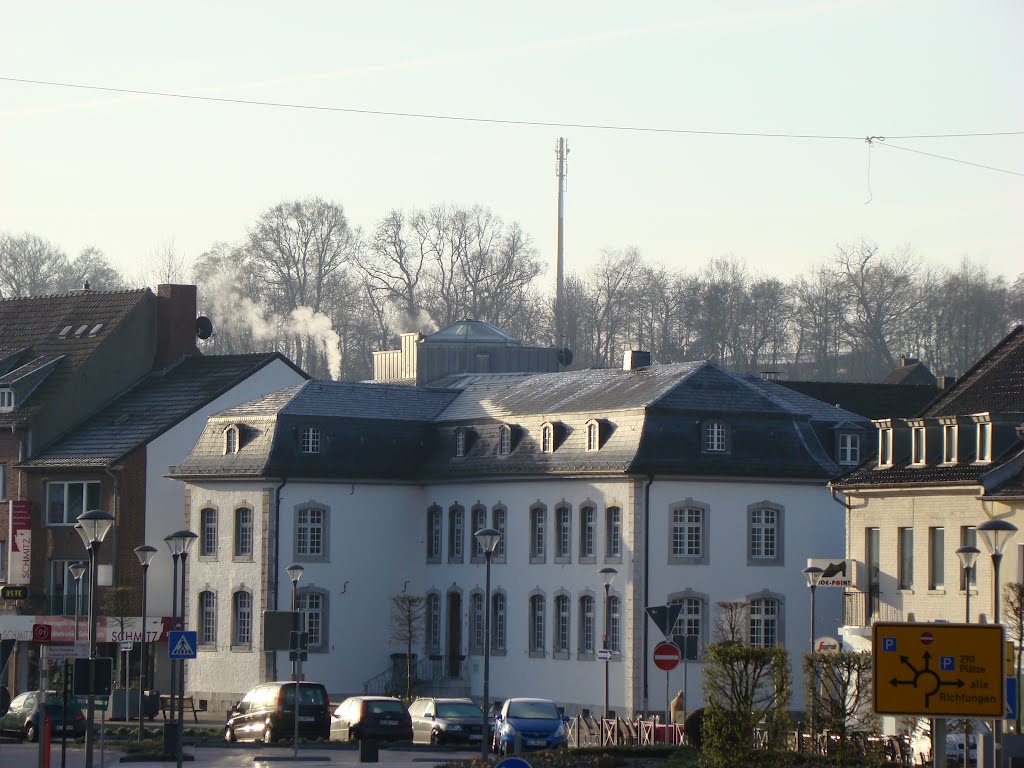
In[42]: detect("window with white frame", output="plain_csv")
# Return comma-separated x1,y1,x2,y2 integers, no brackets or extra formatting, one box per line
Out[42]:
579,595,595,654
297,591,325,649
296,507,326,558
838,433,860,465
0,389,14,411
426,593,441,650
607,595,621,653
232,591,252,647
606,506,621,559
586,420,600,451
530,506,545,562
491,592,506,652
911,426,926,465
749,504,782,564
529,594,546,655
492,506,506,560
224,425,238,455
448,505,464,562
704,421,727,452
879,427,893,466
943,424,959,463
199,591,216,645
671,505,706,561
469,592,484,653
541,423,554,453
200,508,217,557
580,506,595,560
749,597,779,646
46,480,101,526
554,594,570,656
455,429,467,458
234,507,253,558
928,527,944,590
427,506,442,560
498,425,512,456
555,506,571,561
669,595,704,656
471,506,487,560
977,422,992,462
301,427,320,454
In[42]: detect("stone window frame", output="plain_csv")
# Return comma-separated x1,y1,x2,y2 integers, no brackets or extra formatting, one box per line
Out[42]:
455,428,467,458
579,503,597,564
668,499,710,565
554,503,572,563
552,590,571,659
233,505,254,561
491,505,507,563
528,589,546,658
529,503,547,564
604,504,623,563
426,505,442,562
667,588,709,659
224,424,240,455
198,506,218,560
747,501,784,566
469,504,488,563
296,585,330,652
577,590,596,659
231,587,254,650
293,501,330,563
747,590,784,647
448,504,465,563
424,591,442,653
468,589,485,655
606,592,622,658
197,588,216,647
541,422,555,453
498,425,512,456
491,589,507,655
585,420,601,452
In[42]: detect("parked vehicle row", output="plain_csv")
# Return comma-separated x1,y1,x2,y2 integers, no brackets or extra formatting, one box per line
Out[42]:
0,690,85,742
222,682,565,754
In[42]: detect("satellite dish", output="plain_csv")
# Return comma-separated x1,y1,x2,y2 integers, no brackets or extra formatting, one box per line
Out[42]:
196,316,214,340
558,348,574,366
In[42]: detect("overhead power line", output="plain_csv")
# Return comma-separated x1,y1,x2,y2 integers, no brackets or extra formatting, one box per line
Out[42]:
2,75,1022,176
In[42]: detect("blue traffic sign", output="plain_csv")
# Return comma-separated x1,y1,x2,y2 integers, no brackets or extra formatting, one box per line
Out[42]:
495,758,532,768
881,637,897,652
940,655,955,671
168,630,198,659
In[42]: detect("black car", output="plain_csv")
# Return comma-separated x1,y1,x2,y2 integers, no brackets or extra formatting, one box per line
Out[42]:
329,696,412,742
224,681,331,743
0,690,85,742
408,697,488,745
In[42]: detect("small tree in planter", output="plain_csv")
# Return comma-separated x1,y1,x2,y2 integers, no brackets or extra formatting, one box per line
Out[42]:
803,650,881,766
389,594,425,699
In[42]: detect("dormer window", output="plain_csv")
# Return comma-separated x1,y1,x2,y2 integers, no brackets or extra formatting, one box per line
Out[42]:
704,421,727,453
586,420,600,452
878,427,893,467
977,422,992,463
838,433,860,465
0,388,14,412
911,426,926,465
455,429,467,458
943,424,958,463
541,423,554,453
498,425,512,456
301,427,321,454
224,424,239,455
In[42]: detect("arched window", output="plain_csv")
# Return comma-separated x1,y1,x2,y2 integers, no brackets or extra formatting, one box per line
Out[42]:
498,425,512,456
448,505,464,562
530,505,546,562
234,507,253,558
541,423,554,453
469,592,485,654
750,597,781,647
455,429,467,458
607,595,621,653
425,593,441,650
553,594,570,656
605,506,621,559
491,506,507,560
471,505,487,560
529,594,546,655
232,591,253,647
224,425,239,455
586,420,600,452
198,591,216,646
578,595,595,654
491,592,506,652
200,508,217,557
426,505,442,560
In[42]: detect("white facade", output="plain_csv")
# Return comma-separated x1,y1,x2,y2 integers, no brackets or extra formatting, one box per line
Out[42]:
184,473,843,716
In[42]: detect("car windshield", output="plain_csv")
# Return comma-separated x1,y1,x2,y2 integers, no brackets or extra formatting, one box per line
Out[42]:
367,700,406,715
436,702,483,718
507,700,559,719
282,685,326,706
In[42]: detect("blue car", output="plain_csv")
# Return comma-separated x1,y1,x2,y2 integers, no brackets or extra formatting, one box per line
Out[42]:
493,698,568,754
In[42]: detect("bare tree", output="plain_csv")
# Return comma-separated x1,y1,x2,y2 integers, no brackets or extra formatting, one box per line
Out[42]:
63,246,127,292
389,594,425,699
1005,583,1024,732
0,232,69,297
714,600,749,643
803,651,878,765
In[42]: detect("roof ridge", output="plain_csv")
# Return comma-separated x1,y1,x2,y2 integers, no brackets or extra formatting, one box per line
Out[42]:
0,287,150,303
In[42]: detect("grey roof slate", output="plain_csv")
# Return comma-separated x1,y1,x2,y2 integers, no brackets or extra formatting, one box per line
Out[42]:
19,353,301,468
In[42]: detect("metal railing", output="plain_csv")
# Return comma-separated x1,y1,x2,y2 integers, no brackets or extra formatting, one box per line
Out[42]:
842,590,902,627
362,654,468,696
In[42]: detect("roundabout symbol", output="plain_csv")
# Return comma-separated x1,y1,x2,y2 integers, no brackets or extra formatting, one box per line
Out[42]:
889,650,965,708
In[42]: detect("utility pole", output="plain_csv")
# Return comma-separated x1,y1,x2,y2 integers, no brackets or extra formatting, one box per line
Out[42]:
554,137,568,350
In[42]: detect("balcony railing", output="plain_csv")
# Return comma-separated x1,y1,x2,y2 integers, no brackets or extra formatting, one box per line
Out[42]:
842,590,902,627
44,592,88,617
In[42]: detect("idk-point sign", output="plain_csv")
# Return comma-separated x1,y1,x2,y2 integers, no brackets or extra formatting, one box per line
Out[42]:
872,622,1005,717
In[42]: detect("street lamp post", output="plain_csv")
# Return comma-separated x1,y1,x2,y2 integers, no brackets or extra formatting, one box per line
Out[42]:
134,545,157,743
164,530,196,768
69,562,86,643
286,564,304,760
474,527,502,758
599,567,618,724
75,510,115,768
956,544,981,768
977,518,1017,768
803,566,824,654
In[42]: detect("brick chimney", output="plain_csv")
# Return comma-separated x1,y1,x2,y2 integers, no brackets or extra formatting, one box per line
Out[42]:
155,284,201,368
623,350,651,370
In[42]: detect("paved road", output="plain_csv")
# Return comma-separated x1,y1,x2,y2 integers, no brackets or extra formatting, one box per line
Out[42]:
0,742,479,768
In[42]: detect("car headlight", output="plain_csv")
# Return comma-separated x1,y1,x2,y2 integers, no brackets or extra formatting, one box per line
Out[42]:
553,723,566,739
503,722,518,736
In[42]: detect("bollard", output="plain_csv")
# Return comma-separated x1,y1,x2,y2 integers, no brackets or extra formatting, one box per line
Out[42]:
358,737,378,763
162,722,178,756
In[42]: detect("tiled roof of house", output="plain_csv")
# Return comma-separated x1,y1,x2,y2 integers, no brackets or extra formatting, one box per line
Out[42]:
776,380,939,419
924,326,1024,416
0,289,150,424
18,353,302,468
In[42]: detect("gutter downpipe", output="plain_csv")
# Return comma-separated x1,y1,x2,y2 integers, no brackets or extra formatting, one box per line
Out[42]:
642,474,654,715
272,476,288,682
830,487,854,622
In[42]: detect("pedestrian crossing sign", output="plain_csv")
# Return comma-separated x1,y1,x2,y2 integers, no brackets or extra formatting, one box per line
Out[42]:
169,630,198,659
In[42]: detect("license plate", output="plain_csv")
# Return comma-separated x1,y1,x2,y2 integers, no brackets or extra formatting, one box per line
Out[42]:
469,734,482,741
526,739,545,747
380,719,397,726
299,716,316,722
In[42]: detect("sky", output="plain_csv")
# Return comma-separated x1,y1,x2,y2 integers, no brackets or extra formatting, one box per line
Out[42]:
1,0,1021,289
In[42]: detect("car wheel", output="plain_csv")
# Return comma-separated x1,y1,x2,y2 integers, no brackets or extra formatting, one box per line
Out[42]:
430,729,442,746
350,726,360,743
224,724,236,743
25,722,37,743
262,724,274,744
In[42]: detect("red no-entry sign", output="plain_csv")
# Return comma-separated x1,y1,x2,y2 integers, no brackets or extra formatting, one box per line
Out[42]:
653,640,681,671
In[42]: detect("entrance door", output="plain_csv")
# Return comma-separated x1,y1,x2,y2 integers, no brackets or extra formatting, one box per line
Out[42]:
446,591,462,678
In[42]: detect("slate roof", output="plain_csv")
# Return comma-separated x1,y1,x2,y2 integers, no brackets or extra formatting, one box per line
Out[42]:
924,326,1024,417
174,361,871,482
776,380,939,419
18,353,302,469
0,289,149,425
882,360,937,387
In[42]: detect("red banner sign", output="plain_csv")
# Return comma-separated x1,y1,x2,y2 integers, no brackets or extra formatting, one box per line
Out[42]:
8,500,32,585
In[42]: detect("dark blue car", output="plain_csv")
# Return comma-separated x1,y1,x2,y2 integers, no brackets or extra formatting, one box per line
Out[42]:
493,698,567,754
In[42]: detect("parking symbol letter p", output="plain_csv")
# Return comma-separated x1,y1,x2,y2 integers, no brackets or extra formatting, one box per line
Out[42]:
882,637,897,652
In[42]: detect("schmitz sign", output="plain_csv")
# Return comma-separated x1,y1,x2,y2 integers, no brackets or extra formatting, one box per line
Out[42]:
8,500,32,585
